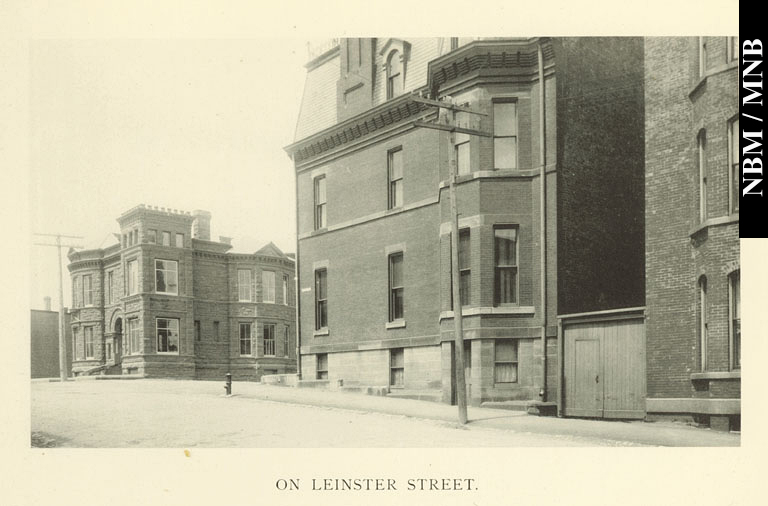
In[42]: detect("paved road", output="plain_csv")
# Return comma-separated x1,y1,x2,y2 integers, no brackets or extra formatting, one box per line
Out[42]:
30,379,739,447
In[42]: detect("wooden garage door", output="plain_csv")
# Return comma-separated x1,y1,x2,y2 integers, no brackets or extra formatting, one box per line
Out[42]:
564,318,645,419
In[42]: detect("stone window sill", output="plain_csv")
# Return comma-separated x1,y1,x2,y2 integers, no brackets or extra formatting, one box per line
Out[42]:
314,328,329,337
689,214,739,238
690,371,740,381
440,306,535,320
385,320,406,330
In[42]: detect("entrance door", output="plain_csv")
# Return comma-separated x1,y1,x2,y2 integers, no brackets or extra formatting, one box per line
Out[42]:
113,318,123,365
569,338,603,417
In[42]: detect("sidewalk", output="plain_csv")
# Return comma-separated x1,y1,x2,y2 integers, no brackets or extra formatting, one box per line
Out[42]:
233,382,739,447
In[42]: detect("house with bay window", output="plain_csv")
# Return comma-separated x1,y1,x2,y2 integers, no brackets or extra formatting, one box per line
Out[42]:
67,205,296,380
285,37,645,409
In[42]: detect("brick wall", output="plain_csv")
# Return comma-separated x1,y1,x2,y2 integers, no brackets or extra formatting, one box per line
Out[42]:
555,37,646,315
645,37,740,402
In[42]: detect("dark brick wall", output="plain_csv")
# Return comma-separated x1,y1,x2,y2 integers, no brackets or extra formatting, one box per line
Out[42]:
31,310,73,378
554,37,646,315
645,37,739,401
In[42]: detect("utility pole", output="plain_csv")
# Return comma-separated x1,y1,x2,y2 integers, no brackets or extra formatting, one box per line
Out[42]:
413,93,489,424
447,120,468,425
33,233,83,382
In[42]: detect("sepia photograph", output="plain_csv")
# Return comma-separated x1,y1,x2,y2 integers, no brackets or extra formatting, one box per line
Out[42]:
29,35,740,449
5,1,761,505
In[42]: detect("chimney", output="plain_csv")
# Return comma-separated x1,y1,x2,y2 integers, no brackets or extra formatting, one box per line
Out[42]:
219,236,232,245
44,296,51,311
192,210,212,241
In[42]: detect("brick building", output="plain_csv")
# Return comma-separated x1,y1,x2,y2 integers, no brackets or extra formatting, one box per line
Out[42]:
67,205,296,380
31,300,73,378
285,38,645,408
644,37,740,431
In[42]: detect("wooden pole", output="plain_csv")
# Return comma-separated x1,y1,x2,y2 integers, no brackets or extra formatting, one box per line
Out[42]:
448,122,468,425
56,235,67,382
34,233,83,382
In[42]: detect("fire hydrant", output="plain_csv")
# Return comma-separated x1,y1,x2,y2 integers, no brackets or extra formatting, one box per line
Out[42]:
224,372,232,396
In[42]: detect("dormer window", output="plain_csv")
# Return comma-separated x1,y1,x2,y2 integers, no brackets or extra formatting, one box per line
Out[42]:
379,39,410,100
387,50,403,99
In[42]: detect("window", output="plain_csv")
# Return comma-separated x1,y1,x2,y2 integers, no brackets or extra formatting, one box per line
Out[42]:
82,274,93,306
390,348,404,387
697,129,707,222
127,259,138,295
239,323,252,356
264,324,275,356
455,132,470,175
72,276,80,307
698,276,708,371
106,270,114,305
386,50,403,99
698,37,707,77
84,327,94,359
262,271,276,303
162,231,171,246
494,340,518,383
106,342,112,361
459,229,471,306
283,326,290,357
194,320,201,341
388,148,404,209
175,233,184,248
494,226,518,305
316,353,328,380
315,269,328,330
128,318,140,355
133,229,138,245
155,259,179,294
729,117,739,213
388,252,404,321
493,101,518,169
283,274,289,305
74,328,82,359
148,229,157,244
730,271,740,370
314,175,327,230
238,269,252,301
727,36,739,63
213,321,220,341
156,318,180,354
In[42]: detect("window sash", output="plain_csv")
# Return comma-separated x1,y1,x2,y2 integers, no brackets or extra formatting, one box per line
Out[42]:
699,277,708,371
83,275,93,306
213,321,220,341
238,269,252,301
239,323,252,356
84,327,94,359
493,101,518,169
162,231,171,246
729,118,739,213
175,233,184,248
388,149,403,209
456,140,470,175
284,326,290,357
194,320,201,341
731,272,740,369
494,227,518,305
389,253,404,321
127,260,138,295
283,274,289,305
315,269,328,330
156,318,180,354
494,340,518,383
262,271,276,303
155,259,179,294
314,176,327,229
698,130,707,222
387,51,402,99
148,229,157,244
128,319,140,355
263,324,276,356
316,353,328,379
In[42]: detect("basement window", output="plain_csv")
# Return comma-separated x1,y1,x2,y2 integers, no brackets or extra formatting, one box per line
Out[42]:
494,340,518,383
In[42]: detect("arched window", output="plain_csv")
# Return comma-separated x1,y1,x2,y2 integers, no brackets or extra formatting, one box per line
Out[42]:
387,50,403,99
697,129,707,222
698,275,708,371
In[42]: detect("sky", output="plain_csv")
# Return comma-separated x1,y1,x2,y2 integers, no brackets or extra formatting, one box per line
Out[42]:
29,39,314,310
